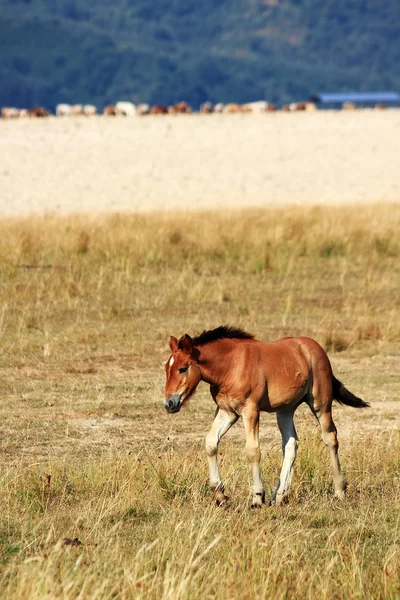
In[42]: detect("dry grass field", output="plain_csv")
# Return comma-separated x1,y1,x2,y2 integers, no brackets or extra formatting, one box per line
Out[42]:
1,107,400,599
0,203,399,599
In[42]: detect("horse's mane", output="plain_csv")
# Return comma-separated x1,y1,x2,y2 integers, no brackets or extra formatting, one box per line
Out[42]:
192,325,255,347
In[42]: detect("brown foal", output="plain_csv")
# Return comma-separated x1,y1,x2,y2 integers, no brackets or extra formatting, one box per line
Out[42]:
163,326,369,507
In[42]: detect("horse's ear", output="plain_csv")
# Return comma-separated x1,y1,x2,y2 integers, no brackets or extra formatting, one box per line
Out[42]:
169,336,179,352
178,334,193,354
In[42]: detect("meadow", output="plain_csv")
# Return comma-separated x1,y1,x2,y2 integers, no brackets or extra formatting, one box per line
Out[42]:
0,204,399,599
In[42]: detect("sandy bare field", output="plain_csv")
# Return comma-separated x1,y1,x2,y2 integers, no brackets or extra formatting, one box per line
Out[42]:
1,109,400,216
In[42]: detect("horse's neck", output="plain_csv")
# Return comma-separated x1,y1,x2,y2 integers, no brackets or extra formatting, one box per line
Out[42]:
197,341,231,386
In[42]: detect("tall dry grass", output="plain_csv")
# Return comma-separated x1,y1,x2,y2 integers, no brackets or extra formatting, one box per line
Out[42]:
0,204,399,598
0,437,399,599
1,204,399,350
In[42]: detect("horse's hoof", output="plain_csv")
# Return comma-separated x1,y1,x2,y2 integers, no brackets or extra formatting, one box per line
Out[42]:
215,492,229,507
270,494,289,506
251,492,265,509
334,490,346,500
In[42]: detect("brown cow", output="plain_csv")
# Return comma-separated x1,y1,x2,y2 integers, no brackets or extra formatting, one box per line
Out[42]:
170,101,192,114
240,104,253,113
342,101,356,110
290,102,307,111
103,105,116,116
200,102,214,114
224,103,241,113
281,102,310,112
305,102,318,112
27,107,50,117
149,105,169,115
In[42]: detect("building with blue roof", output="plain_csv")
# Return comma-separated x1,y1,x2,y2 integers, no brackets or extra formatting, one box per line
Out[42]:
308,92,400,107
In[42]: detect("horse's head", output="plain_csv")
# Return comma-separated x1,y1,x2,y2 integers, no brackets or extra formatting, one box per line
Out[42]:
163,334,201,414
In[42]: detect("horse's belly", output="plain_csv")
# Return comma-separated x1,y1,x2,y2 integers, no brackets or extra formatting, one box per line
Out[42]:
259,375,309,412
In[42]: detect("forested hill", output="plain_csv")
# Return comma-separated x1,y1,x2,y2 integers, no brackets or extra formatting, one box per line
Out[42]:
1,0,399,110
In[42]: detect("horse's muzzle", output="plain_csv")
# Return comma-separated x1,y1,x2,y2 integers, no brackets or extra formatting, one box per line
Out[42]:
163,394,182,413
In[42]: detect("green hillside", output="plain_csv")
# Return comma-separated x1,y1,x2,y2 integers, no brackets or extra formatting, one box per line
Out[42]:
0,0,399,110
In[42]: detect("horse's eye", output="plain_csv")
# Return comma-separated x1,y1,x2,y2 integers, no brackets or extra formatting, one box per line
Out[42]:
179,366,189,374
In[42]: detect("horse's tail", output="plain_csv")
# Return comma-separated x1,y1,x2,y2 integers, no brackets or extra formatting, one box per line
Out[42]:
332,376,370,408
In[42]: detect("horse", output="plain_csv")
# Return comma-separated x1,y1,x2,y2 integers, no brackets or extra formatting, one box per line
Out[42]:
163,326,369,507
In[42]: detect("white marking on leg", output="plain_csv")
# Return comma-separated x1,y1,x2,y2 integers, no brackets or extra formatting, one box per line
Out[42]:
205,409,238,491
272,410,298,505
242,408,265,507
169,357,174,367
250,460,264,500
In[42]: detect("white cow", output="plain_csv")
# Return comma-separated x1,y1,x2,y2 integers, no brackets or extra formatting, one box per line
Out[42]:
213,103,224,113
136,103,150,115
115,101,136,116
83,104,97,116
56,103,72,116
200,101,214,113
71,104,84,116
1,107,20,118
245,101,269,113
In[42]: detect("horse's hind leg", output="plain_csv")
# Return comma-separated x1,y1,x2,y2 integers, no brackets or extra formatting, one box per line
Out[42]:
271,409,298,506
308,402,346,498
319,410,346,498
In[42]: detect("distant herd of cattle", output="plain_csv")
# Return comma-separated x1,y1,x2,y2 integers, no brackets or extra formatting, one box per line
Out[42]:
1,99,389,119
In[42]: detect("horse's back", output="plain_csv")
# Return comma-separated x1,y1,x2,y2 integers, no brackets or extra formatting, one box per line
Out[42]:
263,336,330,363
255,336,331,411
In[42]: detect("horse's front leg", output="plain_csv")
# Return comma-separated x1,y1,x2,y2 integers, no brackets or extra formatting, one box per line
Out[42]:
205,407,238,505
242,406,265,508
